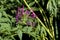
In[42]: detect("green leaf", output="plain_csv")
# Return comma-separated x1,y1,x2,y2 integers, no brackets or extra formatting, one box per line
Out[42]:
0,23,11,32
40,27,46,36
37,23,41,31
22,27,28,33
47,0,57,16
29,2,35,7
11,10,16,14
22,27,32,33
29,32,36,37
0,36,3,40
16,30,22,40
10,0,14,2
31,7,39,11
0,6,5,12
2,11,8,17
16,0,22,5
0,12,2,18
58,0,60,7
27,27,32,33
0,18,11,23
11,18,16,23
3,36,14,40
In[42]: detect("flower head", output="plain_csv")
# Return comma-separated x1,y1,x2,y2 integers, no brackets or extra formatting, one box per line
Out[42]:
15,6,36,26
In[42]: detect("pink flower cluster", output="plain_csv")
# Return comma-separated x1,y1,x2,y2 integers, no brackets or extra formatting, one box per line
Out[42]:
15,6,36,26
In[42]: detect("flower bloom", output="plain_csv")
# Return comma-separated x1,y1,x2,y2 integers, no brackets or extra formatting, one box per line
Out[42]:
15,6,36,27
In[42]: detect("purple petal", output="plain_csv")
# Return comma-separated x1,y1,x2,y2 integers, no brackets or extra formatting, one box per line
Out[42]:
22,6,24,14
17,6,24,14
18,7,21,11
25,10,30,15
31,12,36,18
19,6,24,14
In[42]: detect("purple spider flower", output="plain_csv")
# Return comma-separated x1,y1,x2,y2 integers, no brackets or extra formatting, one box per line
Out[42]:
19,6,24,14
16,6,24,23
22,6,24,14
17,6,24,14
15,6,36,26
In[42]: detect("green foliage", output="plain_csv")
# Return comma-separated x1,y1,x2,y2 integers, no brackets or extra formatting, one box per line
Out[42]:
0,0,58,40
47,0,57,16
16,30,22,40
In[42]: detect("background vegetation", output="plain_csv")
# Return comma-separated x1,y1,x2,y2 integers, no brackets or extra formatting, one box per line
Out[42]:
0,0,60,40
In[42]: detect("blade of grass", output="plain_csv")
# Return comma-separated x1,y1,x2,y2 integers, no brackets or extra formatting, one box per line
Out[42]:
35,0,49,27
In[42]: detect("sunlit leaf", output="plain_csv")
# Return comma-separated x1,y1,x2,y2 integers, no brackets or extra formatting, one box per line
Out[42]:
29,2,35,7
16,30,22,40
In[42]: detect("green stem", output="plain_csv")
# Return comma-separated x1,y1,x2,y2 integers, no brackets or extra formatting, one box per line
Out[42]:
35,0,49,27
23,0,53,38
35,0,55,39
